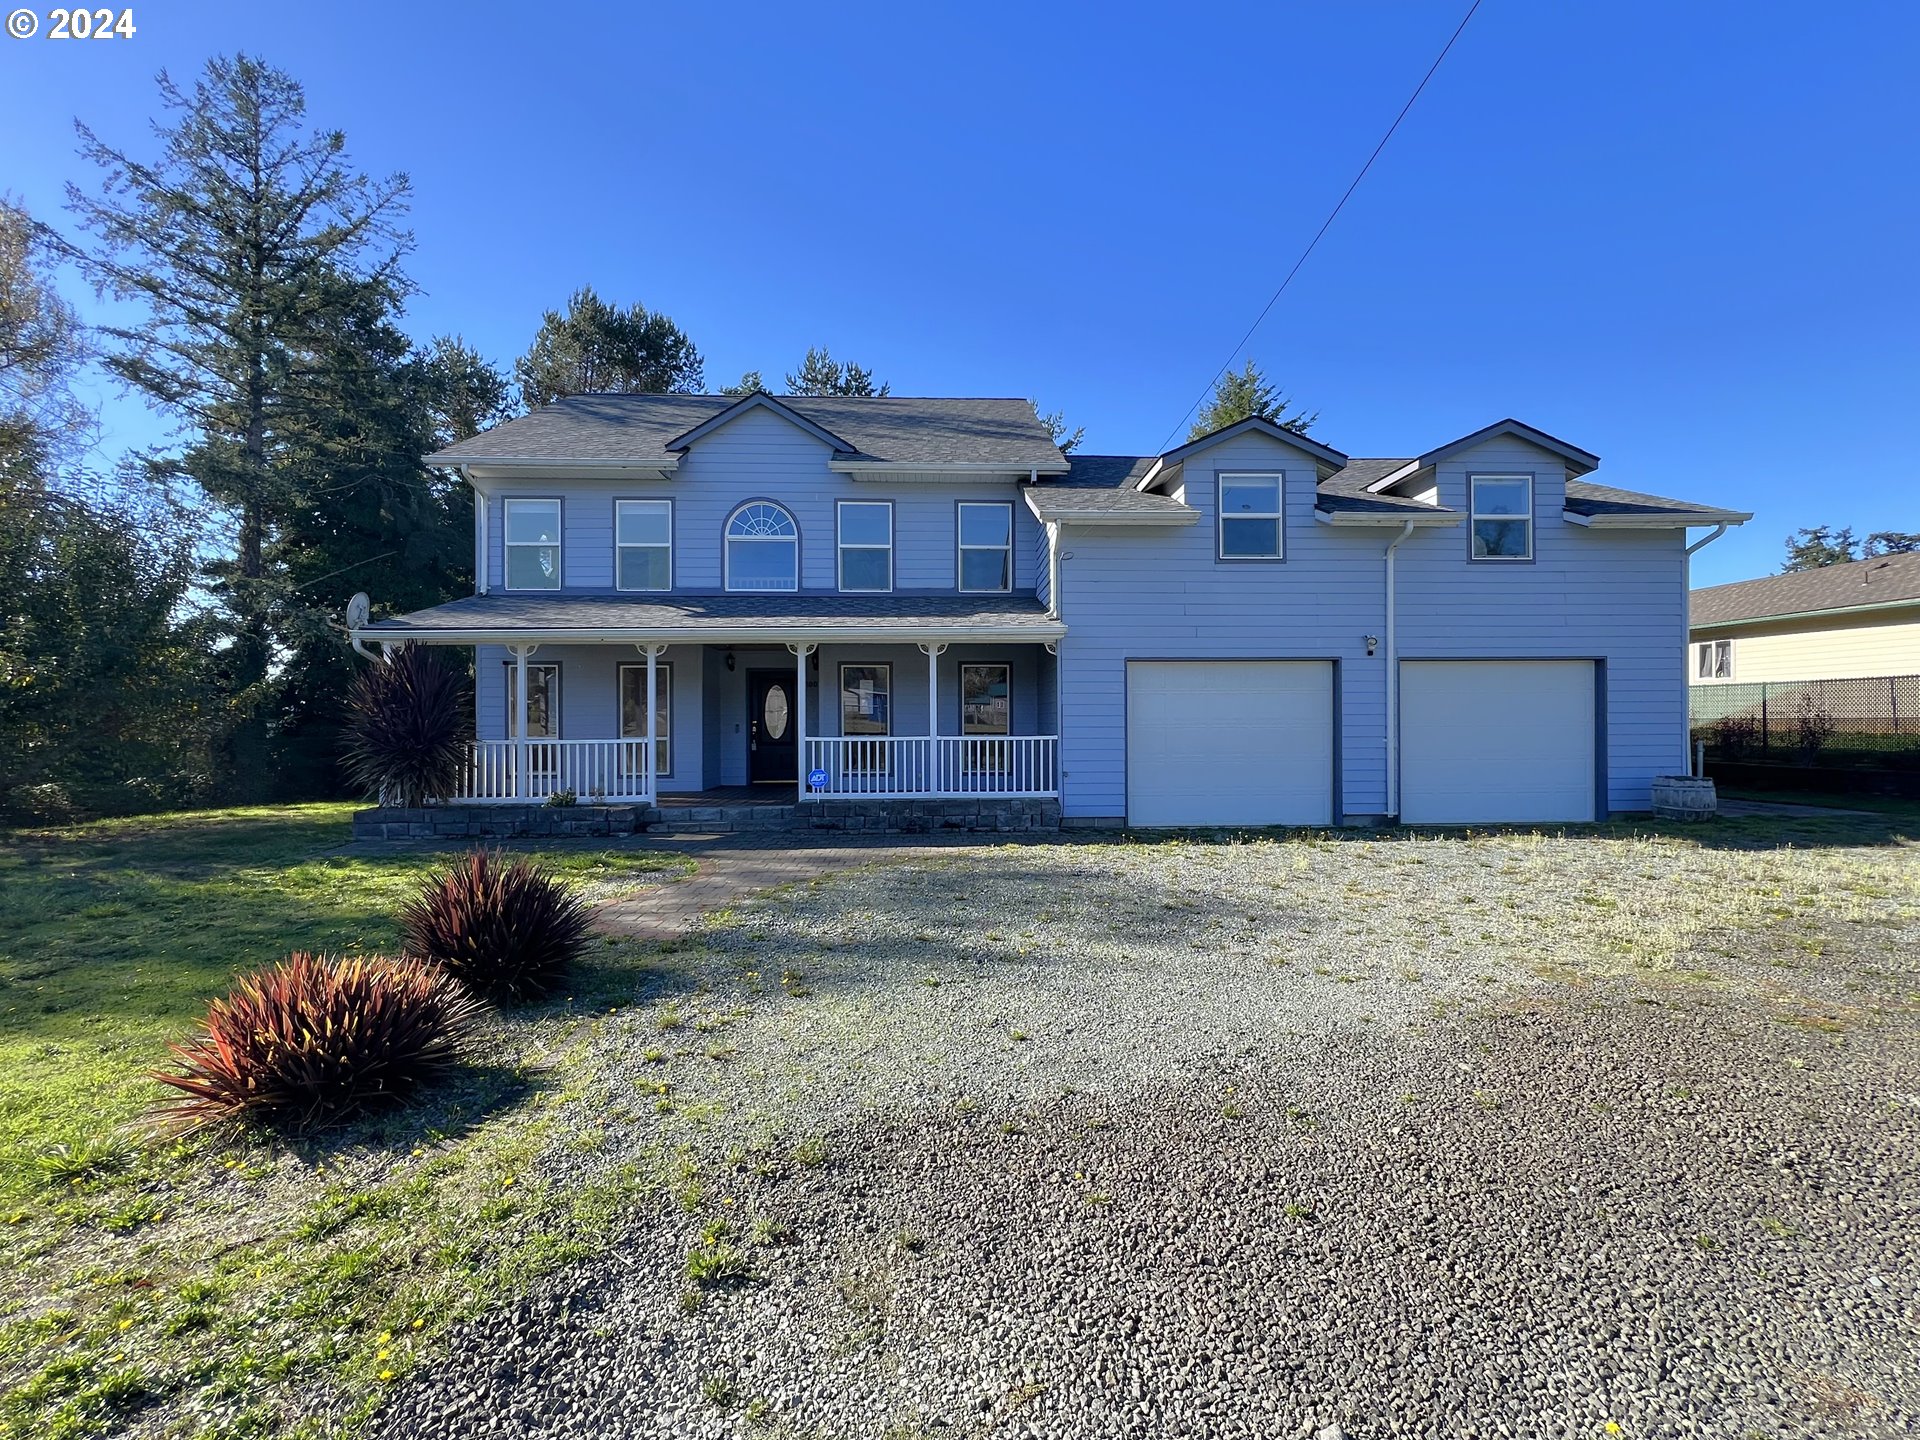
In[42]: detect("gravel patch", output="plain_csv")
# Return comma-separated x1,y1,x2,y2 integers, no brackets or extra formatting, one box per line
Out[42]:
371,831,1920,1439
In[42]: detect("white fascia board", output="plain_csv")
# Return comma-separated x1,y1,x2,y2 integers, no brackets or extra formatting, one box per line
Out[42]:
354,623,1068,647
1043,510,1200,528
828,460,1070,478
438,457,680,480
1362,460,1426,493
1130,457,1168,492
1313,508,1461,528
1563,509,1752,528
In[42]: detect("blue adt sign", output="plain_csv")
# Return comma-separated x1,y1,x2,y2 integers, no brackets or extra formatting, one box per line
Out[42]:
807,768,829,791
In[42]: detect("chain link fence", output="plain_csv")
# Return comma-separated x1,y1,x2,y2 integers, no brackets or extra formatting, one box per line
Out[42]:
1690,674,1920,769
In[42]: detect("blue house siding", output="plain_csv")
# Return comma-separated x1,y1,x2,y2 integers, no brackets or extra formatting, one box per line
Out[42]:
1055,431,1388,821
478,406,1043,595
1052,431,1689,821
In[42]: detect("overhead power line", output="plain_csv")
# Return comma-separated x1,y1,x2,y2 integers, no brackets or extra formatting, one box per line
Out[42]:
1157,0,1485,452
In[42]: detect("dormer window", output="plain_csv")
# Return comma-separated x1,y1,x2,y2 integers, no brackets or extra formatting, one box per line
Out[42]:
725,501,799,592
1470,475,1533,561
1217,474,1283,559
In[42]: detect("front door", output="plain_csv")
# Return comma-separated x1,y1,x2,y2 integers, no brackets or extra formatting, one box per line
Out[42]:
748,672,798,784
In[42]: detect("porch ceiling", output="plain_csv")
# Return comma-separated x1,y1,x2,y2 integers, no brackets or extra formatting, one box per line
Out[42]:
354,591,1066,645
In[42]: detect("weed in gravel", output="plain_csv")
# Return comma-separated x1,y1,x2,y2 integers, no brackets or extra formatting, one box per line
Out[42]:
1694,1233,1719,1251
678,1289,704,1315
1009,1029,1029,1043
641,1048,666,1065
35,1135,138,1186
750,1216,797,1246
700,1369,739,1408
1757,1215,1798,1239
686,1229,753,1286
1284,1104,1317,1132
655,1004,685,1033
1282,1201,1315,1222
893,1228,924,1254
1221,1101,1244,1120
745,1396,773,1425
790,1136,829,1168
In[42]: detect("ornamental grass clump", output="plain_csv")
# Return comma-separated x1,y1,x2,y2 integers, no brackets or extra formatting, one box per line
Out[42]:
153,954,482,1132
399,850,593,1004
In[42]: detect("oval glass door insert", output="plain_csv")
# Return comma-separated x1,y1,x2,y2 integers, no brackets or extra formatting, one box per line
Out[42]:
763,684,790,740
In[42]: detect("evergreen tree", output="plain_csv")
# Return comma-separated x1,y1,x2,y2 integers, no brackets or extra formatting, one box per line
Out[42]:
1782,526,1859,571
515,286,703,404
0,195,92,479
416,334,515,448
1032,401,1083,455
1189,359,1315,440
59,53,414,704
721,369,764,395
785,346,889,397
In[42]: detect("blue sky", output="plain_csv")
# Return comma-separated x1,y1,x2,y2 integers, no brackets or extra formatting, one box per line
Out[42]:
3,0,1914,586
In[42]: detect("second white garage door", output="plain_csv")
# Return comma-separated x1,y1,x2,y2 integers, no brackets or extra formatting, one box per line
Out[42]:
1127,661,1334,826
1400,660,1597,824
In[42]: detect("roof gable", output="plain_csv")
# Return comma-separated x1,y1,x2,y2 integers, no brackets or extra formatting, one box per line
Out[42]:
664,392,853,454
1413,418,1599,476
1156,416,1349,474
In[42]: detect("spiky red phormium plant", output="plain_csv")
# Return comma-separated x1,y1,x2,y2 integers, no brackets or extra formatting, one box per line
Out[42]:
399,850,593,1004
152,953,483,1131
342,640,472,807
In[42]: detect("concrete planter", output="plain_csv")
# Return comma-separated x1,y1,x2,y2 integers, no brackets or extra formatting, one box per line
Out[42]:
1650,775,1717,821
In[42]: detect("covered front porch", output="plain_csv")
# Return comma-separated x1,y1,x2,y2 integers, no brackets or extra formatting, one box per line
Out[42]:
468,637,1059,806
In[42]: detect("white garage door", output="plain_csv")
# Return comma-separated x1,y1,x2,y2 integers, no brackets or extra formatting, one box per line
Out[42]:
1127,661,1334,826
1400,660,1596,824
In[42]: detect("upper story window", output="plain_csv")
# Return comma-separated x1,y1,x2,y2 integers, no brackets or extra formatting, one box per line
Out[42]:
1217,474,1283,559
503,498,562,590
616,499,673,592
1696,640,1732,680
957,501,1013,593
725,501,799,592
1470,475,1533,561
837,501,893,592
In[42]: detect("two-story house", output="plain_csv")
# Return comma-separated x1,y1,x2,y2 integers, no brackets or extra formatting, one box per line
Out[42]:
350,392,1748,829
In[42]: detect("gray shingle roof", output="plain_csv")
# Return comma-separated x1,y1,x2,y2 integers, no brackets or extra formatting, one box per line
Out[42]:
1564,480,1748,524
1691,550,1920,628
427,394,1067,471
1314,459,1457,517
1025,487,1196,523
1050,454,1159,489
363,591,1062,637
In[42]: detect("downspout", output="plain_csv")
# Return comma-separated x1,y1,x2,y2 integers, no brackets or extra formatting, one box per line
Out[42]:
1681,523,1730,772
1383,520,1417,820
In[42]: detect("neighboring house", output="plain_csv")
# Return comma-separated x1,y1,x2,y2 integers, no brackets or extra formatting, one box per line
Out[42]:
1690,551,1920,684
350,393,1748,827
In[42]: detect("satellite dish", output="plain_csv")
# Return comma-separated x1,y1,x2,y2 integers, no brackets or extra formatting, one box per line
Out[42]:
345,592,370,630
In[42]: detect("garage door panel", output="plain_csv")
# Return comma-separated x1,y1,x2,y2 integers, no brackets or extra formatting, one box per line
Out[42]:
1400,661,1596,824
1127,661,1333,827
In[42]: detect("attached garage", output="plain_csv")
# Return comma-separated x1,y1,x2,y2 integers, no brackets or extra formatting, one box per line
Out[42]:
1399,660,1598,824
1126,660,1335,826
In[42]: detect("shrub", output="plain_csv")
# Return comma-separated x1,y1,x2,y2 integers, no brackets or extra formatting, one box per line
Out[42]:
152,954,482,1131
1792,693,1836,760
341,640,472,807
399,851,593,1004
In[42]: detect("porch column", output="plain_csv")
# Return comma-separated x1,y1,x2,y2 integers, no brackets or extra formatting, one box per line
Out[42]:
507,642,538,801
636,643,668,802
918,642,947,794
787,642,817,803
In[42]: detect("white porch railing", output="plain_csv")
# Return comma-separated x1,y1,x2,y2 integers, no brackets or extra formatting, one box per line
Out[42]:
462,739,655,804
802,735,1058,798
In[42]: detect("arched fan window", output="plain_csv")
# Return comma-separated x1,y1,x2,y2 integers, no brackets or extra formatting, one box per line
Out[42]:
725,501,799,592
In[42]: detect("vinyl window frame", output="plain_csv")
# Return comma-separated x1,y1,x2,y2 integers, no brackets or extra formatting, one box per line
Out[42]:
1695,640,1732,681
501,662,561,741
958,662,1012,736
956,501,1014,594
614,498,674,593
1468,474,1535,563
502,497,564,591
836,499,894,593
1215,472,1285,561
616,661,675,775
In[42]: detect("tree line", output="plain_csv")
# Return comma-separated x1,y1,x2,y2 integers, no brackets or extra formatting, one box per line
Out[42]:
2,53,1320,824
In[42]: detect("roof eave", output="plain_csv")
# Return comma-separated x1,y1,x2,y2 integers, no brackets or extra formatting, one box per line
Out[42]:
428,455,681,477
354,621,1068,646
1563,509,1752,528
663,392,855,454
1690,595,1920,632
828,460,1071,477
1158,416,1350,473
1416,419,1600,476
1313,508,1462,528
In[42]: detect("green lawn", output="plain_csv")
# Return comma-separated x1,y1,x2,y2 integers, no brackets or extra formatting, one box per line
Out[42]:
0,805,693,1440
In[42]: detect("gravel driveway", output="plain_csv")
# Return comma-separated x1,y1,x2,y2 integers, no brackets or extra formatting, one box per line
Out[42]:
373,827,1920,1440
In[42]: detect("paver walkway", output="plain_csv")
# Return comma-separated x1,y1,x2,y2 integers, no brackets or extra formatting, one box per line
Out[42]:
593,831,1045,939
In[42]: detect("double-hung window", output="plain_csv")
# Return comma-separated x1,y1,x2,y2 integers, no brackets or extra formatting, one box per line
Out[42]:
615,500,672,592
1217,474,1284,559
960,662,1012,776
1695,640,1732,681
503,662,560,776
1470,476,1534,561
957,502,1013,592
838,501,893,592
503,499,562,590
840,663,891,774
617,663,674,774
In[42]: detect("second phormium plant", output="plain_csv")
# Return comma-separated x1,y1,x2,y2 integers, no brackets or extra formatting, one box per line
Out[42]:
399,850,593,1004
153,953,484,1132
